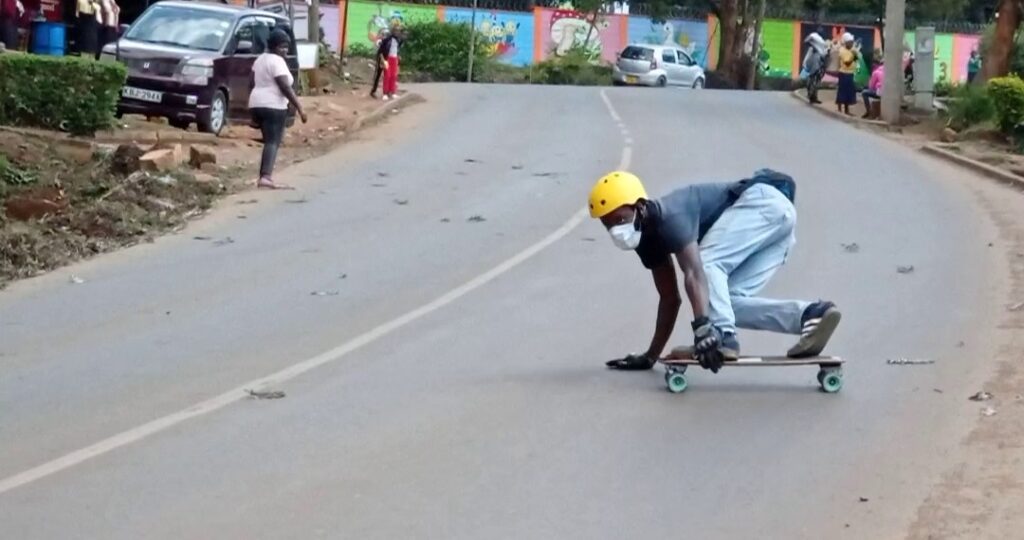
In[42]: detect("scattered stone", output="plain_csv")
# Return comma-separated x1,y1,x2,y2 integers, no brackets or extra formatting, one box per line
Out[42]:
511,165,524,170
310,290,340,296
376,172,390,178
1009,302,1024,312
140,146,183,172
3,187,68,221
859,497,869,503
467,215,486,222
246,389,286,400
968,391,993,402
213,237,235,246
981,406,997,417
193,235,212,241
339,274,347,279
464,158,480,163
285,198,309,204
236,199,258,205
886,358,935,365
532,172,558,177
69,275,85,284
111,143,146,174
956,341,965,348
393,199,409,206
189,144,217,169
933,388,944,394
841,242,860,253
440,218,451,223
371,183,387,187
941,127,958,143
582,237,596,242
897,265,915,274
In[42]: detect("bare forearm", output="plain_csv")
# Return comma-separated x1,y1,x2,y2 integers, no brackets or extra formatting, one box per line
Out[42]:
647,296,681,358
683,267,709,320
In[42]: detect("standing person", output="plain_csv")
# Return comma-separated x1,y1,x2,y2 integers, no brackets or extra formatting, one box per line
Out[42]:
590,170,841,372
368,29,390,99
967,49,981,84
802,32,828,105
0,0,21,51
381,24,402,101
861,58,884,119
96,0,119,59
248,29,307,190
75,0,100,58
835,33,858,116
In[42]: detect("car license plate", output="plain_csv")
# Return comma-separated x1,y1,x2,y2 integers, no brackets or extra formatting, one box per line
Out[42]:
626,76,638,84
122,86,163,103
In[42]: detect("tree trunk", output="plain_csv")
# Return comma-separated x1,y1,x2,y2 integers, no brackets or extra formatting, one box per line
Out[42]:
717,0,740,82
745,0,766,90
982,0,1022,81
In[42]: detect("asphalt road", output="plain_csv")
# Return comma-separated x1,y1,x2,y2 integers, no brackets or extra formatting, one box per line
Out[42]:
0,84,1006,538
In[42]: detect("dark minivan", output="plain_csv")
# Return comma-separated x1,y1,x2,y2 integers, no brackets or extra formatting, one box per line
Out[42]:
101,1,298,135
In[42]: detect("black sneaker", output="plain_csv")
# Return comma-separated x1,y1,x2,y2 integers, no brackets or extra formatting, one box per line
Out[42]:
670,332,740,360
787,301,842,358
720,333,740,360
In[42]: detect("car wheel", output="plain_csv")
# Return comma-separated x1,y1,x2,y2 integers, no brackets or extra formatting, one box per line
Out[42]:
656,76,667,87
198,90,227,136
169,118,191,130
692,77,705,89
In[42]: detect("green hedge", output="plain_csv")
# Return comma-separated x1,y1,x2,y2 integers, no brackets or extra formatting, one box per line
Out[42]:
401,21,489,82
987,76,1024,134
0,53,127,135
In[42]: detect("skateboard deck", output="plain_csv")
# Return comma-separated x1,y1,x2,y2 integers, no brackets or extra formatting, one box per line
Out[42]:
658,354,845,394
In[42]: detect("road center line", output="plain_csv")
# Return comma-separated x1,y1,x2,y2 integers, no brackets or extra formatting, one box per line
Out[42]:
0,90,633,496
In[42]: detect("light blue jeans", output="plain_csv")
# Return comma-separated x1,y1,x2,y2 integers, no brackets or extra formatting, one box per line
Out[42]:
700,184,809,335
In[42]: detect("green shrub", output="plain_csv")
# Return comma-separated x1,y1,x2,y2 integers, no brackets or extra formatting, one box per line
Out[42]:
401,20,489,82
346,42,376,59
934,79,954,98
987,76,1024,133
946,83,995,130
0,54,127,135
533,48,611,86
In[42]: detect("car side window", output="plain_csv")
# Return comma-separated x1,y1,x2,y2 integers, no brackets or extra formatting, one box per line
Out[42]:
678,51,693,66
232,17,270,55
661,50,677,64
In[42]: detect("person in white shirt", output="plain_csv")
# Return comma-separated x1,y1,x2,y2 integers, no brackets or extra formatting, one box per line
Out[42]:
248,29,307,190
96,0,119,59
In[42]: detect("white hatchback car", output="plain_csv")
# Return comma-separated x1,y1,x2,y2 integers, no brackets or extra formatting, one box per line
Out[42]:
612,44,706,88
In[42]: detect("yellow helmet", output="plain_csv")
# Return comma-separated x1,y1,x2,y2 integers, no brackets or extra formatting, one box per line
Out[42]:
588,171,648,218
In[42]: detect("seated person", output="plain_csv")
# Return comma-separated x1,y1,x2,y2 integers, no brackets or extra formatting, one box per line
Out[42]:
862,60,884,119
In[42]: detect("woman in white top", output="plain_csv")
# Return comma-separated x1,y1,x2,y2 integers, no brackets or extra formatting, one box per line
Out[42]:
248,29,307,190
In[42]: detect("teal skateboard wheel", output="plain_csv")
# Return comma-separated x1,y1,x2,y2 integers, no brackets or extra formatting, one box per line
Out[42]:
666,371,688,393
820,370,843,393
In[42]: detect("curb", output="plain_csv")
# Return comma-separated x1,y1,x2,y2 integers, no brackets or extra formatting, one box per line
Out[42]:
789,89,890,128
351,92,424,132
920,143,1024,190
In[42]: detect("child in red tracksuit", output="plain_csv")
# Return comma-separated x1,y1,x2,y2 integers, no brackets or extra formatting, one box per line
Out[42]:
382,26,402,100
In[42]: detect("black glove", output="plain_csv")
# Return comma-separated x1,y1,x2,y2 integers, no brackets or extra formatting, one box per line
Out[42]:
605,352,656,371
692,317,725,373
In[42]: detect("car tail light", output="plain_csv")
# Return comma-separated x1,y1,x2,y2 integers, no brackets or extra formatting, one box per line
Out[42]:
649,60,657,71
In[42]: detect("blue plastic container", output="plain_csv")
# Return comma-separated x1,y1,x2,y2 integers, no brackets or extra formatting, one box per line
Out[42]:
30,21,65,56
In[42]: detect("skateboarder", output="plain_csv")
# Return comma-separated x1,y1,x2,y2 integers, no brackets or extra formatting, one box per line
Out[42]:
588,169,842,373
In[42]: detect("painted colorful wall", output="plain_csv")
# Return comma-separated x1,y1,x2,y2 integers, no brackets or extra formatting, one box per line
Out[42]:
534,8,628,64
626,16,710,67
331,1,981,79
443,8,534,66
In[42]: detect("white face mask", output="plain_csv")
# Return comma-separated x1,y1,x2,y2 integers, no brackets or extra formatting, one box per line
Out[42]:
608,217,642,250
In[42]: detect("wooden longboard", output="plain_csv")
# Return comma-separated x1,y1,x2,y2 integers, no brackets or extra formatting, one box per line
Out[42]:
660,356,843,367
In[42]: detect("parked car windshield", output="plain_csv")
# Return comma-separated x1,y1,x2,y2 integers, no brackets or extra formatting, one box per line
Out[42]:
125,5,235,52
620,46,654,61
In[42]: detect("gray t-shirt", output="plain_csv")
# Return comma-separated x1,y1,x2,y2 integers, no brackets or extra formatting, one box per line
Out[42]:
635,183,735,269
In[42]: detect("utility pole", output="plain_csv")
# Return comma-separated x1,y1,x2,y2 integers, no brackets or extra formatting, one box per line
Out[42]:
881,0,905,123
467,0,478,83
308,0,319,44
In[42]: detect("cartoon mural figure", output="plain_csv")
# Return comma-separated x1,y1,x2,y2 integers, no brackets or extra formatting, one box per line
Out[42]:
550,9,608,60
366,7,404,44
476,15,520,59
